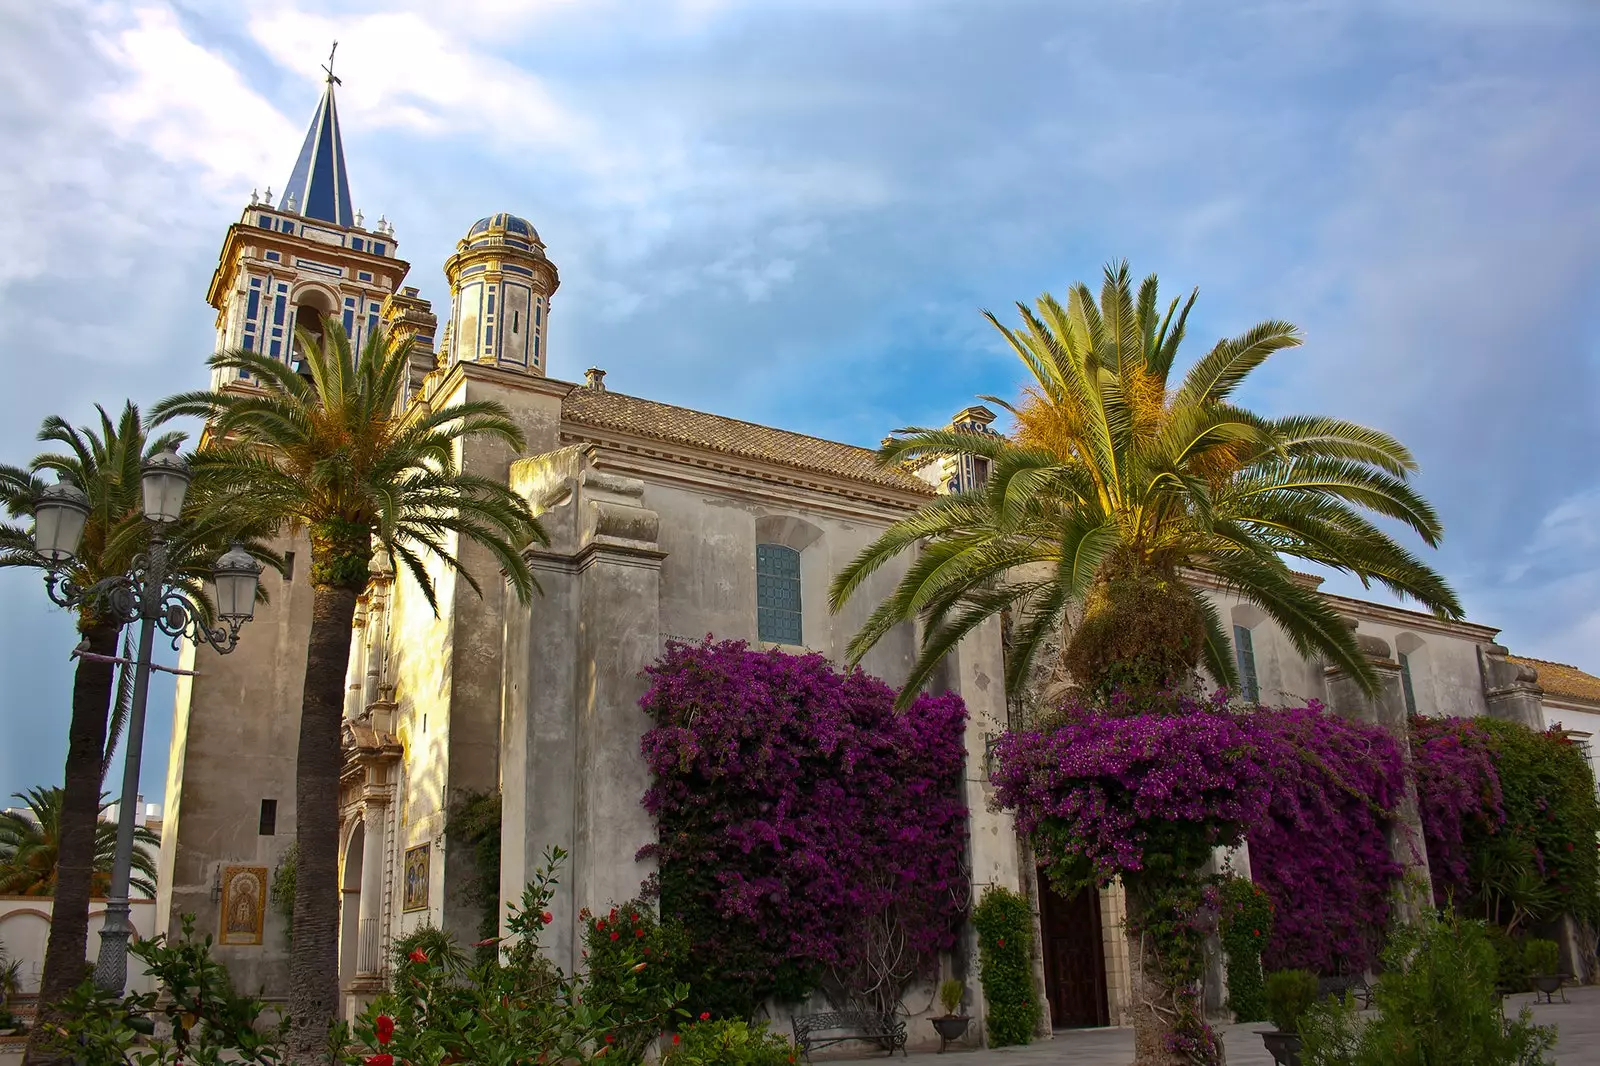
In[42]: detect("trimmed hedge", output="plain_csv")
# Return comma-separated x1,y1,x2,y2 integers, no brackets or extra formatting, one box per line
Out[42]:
971,887,1039,1046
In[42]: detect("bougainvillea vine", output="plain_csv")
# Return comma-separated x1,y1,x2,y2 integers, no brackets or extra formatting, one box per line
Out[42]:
638,638,970,1019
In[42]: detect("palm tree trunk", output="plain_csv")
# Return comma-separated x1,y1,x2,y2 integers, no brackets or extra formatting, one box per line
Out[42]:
285,583,359,1063
24,622,119,1066
1124,877,1213,1066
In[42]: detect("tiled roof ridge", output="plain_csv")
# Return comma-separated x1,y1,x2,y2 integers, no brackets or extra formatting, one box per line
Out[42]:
1508,653,1594,672
561,387,935,495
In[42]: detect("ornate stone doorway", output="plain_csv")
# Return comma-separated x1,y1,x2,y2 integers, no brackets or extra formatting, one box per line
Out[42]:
1038,871,1110,1028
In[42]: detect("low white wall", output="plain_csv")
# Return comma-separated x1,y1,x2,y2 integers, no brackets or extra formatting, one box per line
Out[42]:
0,897,161,996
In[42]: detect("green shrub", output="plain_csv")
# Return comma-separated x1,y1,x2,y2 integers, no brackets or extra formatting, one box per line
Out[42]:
391,924,469,978
938,978,965,1016
1218,875,1274,1022
1299,909,1555,1066
663,1018,795,1065
580,899,693,1060
40,915,285,1066
1485,925,1531,992
1522,938,1560,975
971,886,1039,1046
1264,969,1319,1034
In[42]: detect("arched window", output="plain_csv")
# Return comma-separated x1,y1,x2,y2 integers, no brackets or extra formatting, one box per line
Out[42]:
756,543,802,645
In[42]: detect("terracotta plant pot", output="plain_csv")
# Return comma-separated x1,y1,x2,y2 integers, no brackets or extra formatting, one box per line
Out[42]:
1260,1029,1303,1066
931,1015,970,1052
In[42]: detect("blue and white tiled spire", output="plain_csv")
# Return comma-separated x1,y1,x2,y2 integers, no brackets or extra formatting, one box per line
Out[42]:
278,73,353,227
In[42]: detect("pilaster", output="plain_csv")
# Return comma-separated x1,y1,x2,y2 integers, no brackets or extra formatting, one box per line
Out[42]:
502,448,663,970
1478,643,1547,729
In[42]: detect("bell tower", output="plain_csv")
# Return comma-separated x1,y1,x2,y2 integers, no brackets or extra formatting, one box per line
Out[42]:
203,55,435,391
442,213,560,375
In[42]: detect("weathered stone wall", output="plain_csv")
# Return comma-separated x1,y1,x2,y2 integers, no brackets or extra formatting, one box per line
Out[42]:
157,527,310,1003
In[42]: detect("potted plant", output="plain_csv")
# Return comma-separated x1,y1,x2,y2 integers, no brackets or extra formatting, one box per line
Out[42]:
1260,969,1319,1066
931,978,970,1051
1524,939,1564,1001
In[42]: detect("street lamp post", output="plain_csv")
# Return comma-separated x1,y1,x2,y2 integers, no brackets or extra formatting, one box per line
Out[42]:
32,449,262,993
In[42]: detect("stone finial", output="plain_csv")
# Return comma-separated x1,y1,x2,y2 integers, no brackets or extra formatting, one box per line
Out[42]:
355,209,365,229
285,192,299,214
585,367,607,391
249,188,259,205
263,186,272,203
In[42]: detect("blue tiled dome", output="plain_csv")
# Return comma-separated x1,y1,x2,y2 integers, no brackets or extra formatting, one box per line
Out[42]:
465,212,540,249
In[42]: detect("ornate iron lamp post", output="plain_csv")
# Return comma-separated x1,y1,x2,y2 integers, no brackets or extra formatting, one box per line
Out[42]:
31,449,262,992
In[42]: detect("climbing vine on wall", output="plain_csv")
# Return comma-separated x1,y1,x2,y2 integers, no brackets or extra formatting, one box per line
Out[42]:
1412,716,1600,931
1246,704,1404,977
1216,875,1274,1023
446,789,503,960
639,639,971,1020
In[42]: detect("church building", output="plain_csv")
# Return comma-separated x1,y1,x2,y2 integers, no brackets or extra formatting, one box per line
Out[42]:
154,76,1600,1044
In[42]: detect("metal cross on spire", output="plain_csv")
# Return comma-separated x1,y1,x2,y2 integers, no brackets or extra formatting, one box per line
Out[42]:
322,40,341,86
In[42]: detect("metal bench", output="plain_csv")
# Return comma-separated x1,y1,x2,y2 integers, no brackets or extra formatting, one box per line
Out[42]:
791,1010,908,1060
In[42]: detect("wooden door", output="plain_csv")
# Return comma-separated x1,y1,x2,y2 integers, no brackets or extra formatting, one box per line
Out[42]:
1038,873,1110,1028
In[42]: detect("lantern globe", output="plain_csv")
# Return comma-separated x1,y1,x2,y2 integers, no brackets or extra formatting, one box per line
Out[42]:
214,542,263,622
141,450,191,524
34,481,91,562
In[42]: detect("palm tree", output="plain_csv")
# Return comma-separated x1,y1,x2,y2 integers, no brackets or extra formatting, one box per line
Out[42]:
832,263,1460,1063
152,321,544,1060
0,402,245,1060
0,788,160,899
831,261,1460,706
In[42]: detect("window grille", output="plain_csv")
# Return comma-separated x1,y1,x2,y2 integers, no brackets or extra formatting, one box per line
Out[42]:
1233,624,1260,702
756,544,802,645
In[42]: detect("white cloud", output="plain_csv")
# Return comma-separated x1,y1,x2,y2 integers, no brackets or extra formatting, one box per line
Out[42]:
93,5,300,195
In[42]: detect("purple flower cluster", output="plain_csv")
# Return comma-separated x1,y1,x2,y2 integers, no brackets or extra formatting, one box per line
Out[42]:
990,692,1274,888
1245,704,1405,975
639,638,970,995
1409,716,1505,904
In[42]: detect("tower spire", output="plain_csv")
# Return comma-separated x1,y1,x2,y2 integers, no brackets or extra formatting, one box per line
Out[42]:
279,42,353,227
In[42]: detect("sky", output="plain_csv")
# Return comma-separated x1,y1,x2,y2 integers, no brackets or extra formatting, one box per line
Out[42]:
0,0,1597,806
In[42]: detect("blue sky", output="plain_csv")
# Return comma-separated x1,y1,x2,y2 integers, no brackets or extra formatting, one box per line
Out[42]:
1,0,1597,806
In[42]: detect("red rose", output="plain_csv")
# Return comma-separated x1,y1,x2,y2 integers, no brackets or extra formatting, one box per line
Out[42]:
636,929,645,938
408,950,428,964
542,911,554,924
597,919,606,931
700,1012,711,1021
610,931,619,941
673,1034,681,1045
366,1056,394,1066
375,1015,395,1045
997,938,1005,947
604,1034,615,1044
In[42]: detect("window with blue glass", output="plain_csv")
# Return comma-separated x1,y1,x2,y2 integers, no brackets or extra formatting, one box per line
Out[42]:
1233,625,1260,702
279,220,295,233
374,242,386,256
351,238,364,252
264,250,281,262
257,216,272,229
358,271,372,282
1399,652,1419,716
756,544,802,645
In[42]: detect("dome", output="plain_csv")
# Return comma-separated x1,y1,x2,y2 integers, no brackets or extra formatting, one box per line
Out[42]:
464,212,541,250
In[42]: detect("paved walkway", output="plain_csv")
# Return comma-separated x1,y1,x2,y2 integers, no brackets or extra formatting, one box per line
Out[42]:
912,987,1600,1064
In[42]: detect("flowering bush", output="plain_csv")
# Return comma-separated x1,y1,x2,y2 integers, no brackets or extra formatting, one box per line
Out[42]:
661,1018,796,1065
343,848,687,1066
970,886,1039,1046
1246,704,1405,976
640,639,970,1018
580,901,692,1058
